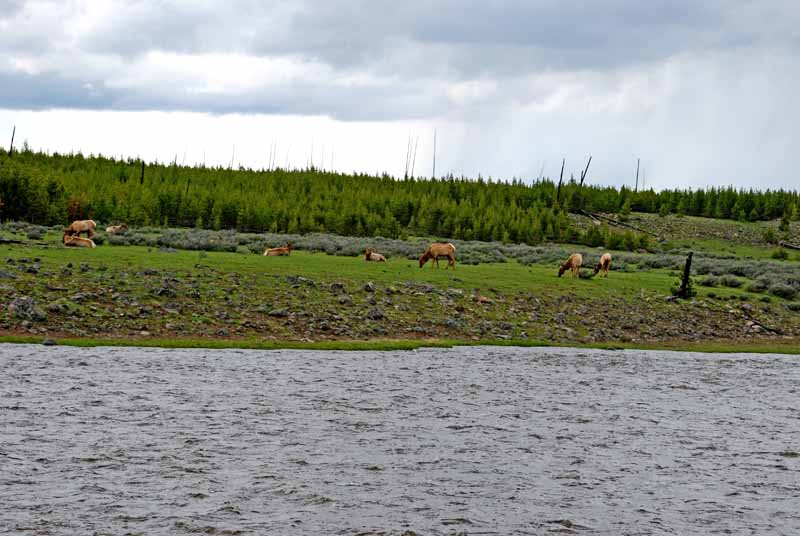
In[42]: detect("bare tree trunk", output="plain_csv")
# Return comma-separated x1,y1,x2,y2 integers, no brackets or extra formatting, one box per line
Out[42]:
140,160,145,185
579,155,592,187
676,252,693,298
8,125,15,156
411,136,419,178
635,158,640,192
404,135,411,179
555,158,565,205
432,129,437,179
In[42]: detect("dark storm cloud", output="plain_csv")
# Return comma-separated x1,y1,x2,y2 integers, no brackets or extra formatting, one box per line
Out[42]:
0,71,116,110
1,0,799,118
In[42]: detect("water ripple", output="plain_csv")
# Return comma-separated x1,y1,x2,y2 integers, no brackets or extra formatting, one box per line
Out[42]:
1,344,799,535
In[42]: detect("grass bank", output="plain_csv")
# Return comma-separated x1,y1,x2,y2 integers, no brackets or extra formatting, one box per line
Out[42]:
2,335,799,355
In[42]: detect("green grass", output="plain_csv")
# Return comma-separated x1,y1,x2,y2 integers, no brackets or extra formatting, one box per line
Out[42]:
3,240,678,298
3,334,799,355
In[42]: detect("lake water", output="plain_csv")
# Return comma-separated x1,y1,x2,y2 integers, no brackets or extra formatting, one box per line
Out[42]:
1,344,799,535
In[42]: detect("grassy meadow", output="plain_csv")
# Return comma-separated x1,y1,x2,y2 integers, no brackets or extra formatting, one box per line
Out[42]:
2,217,800,352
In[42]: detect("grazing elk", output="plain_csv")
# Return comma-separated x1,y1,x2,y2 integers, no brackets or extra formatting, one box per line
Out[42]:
263,242,293,256
364,248,386,262
558,253,582,278
64,219,97,239
419,242,456,270
594,253,612,277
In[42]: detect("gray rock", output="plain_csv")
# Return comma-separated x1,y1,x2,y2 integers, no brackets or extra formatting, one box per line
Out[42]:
79,262,90,272
330,282,346,294
338,295,353,306
366,307,385,320
0,269,16,279
268,308,289,317
42,338,56,346
9,297,47,322
153,287,176,297
363,282,375,293
366,295,377,306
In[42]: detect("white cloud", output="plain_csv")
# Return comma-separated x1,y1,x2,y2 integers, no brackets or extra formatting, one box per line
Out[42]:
0,0,798,190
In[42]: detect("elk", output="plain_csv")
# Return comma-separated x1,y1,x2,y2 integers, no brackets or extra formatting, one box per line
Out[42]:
594,253,612,277
264,242,292,256
364,248,387,262
558,253,582,278
105,224,128,234
419,242,456,270
63,235,96,248
64,219,97,240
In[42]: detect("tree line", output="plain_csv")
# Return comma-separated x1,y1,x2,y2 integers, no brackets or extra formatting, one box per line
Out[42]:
1,148,798,247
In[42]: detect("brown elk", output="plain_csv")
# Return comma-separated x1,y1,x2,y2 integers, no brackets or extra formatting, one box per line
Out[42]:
105,224,128,234
64,219,97,240
558,253,582,278
419,242,456,270
364,248,386,262
63,235,96,248
594,253,612,277
264,242,292,256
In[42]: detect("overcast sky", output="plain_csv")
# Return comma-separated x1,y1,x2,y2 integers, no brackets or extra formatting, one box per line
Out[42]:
1,0,798,190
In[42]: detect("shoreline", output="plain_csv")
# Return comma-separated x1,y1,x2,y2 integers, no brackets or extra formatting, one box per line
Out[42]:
2,334,799,355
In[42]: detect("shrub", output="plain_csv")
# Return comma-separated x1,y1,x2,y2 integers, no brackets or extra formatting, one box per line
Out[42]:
746,279,769,293
706,291,717,299
699,276,719,287
763,227,777,244
772,248,789,260
786,302,800,312
718,274,743,288
26,228,44,240
769,283,798,300
759,296,772,303
605,233,625,251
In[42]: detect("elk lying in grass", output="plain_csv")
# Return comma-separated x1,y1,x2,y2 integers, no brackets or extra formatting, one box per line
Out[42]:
105,224,128,234
558,253,582,278
594,253,612,277
63,235,96,248
419,242,456,270
364,248,386,262
264,242,292,256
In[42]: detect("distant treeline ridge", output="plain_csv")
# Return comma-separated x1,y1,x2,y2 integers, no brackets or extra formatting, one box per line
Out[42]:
1,149,798,246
